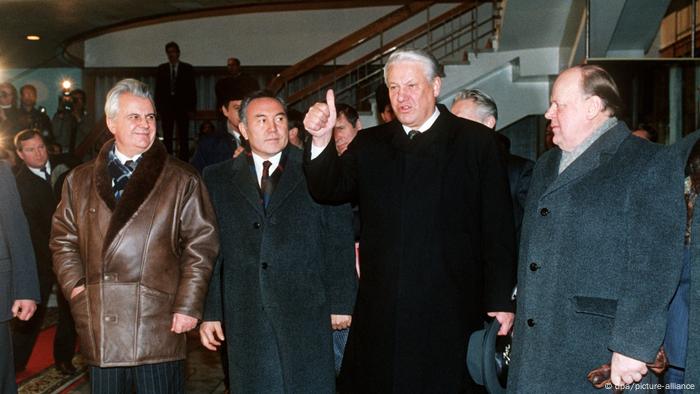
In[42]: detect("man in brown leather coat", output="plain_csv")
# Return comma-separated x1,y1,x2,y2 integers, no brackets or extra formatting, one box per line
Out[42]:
50,79,219,393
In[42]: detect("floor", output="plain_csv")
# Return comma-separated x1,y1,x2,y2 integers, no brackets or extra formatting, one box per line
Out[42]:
17,311,227,394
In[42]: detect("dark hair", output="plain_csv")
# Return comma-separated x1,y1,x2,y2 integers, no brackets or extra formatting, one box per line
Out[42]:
635,123,658,143
376,83,390,112
14,129,43,151
165,41,180,53
336,103,359,127
578,65,623,116
239,90,286,126
20,84,36,96
71,88,86,99
287,109,308,142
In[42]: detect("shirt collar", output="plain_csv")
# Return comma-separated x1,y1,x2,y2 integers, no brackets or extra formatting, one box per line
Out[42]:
558,117,618,174
114,146,143,165
27,160,51,179
402,107,440,135
252,151,282,185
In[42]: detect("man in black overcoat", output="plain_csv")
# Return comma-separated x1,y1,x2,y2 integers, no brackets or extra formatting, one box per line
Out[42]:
199,90,357,393
303,48,516,393
154,41,196,161
12,129,77,374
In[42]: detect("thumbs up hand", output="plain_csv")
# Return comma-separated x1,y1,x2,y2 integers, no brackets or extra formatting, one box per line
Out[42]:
304,89,337,149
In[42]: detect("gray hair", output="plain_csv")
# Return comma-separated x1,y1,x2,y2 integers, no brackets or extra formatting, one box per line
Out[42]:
383,48,442,84
239,90,287,126
452,88,499,123
104,79,154,119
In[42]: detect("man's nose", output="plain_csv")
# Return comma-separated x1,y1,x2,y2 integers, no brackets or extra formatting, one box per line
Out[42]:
544,105,555,120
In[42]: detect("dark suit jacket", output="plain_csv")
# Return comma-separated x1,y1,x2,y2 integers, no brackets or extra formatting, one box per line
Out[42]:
506,153,534,242
154,61,196,113
189,130,238,173
203,146,357,392
14,162,62,281
304,106,516,392
0,161,40,322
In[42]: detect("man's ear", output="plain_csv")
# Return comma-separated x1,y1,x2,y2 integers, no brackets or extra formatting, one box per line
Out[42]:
106,117,116,136
355,119,363,131
432,77,442,98
484,116,497,129
586,95,604,119
238,122,249,140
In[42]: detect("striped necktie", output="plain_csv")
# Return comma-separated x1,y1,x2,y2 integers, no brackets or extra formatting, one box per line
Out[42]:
408,129,420,140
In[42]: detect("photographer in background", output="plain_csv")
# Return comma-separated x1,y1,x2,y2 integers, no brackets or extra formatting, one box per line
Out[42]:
52,88,92,154
16,84,53,143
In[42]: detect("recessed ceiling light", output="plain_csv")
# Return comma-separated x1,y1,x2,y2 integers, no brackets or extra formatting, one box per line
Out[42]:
26,35,40,41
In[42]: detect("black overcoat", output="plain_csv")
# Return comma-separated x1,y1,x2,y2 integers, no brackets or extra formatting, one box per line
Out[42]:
304,106,516,393
203,146,357,393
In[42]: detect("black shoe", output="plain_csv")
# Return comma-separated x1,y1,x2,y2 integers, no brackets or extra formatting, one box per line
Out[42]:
55,360,77,375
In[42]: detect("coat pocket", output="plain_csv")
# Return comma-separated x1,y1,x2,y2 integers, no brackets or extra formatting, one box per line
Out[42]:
69,288,96,361
572,296,617,319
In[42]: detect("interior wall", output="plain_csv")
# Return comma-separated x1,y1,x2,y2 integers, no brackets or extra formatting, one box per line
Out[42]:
1,68,83,117
84,6,405,67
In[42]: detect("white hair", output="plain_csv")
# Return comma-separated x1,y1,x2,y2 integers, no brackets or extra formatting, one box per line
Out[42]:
383,48,441,83
104,78,154,119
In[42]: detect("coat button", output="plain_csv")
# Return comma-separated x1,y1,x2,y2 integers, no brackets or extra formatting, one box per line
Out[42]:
261,262,268,269
529,262,539,271
527,318,536,327
540,208,549,216
253,222,261,229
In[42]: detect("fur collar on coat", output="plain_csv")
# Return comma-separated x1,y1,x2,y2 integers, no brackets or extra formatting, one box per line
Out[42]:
94,139,167,251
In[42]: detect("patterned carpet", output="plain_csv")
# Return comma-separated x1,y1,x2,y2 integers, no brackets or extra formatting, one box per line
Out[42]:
18,357,88,394
15,315,226,394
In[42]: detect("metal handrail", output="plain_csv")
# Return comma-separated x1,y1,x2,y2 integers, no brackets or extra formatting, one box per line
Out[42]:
280,1,498,109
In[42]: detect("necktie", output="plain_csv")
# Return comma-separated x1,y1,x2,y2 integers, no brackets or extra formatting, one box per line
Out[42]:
408,129,420,140
261,160,273,208
170,65,176,95
40,165,50,182
114,160,135,201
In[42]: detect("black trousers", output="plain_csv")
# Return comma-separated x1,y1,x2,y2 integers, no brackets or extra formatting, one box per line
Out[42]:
12,271,76,369
0,321,17,394
161,110,190,161
89,360,184,394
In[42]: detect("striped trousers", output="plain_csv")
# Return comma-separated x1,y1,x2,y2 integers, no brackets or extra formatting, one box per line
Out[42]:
89,360,184,394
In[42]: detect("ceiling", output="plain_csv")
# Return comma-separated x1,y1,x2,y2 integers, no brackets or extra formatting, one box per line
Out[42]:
0,0,424,69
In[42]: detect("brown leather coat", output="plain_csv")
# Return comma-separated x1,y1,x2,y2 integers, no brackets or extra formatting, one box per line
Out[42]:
50,140,219,367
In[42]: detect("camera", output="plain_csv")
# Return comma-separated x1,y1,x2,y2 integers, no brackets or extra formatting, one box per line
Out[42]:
57,91,73,113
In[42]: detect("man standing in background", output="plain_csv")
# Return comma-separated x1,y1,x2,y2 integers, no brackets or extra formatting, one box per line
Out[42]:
155,41,197,161
12,129,77,375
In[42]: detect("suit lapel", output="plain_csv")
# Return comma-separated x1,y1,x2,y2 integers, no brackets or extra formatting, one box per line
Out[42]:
541,122,629,198
231,155,265,217
266,147,303,215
